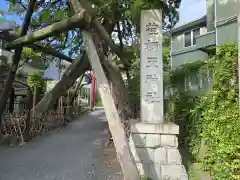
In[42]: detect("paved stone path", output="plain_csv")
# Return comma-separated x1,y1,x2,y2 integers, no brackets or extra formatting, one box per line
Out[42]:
0,109,122,180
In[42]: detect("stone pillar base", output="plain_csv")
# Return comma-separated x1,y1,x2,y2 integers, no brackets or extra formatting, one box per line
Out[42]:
129,121,188,180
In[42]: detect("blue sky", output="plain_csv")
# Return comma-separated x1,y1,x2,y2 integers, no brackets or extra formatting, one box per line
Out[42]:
0,2,23,24
177,0,206,26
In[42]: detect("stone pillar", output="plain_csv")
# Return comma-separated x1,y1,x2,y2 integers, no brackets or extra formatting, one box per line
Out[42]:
129,9,188,180
140,9,164,123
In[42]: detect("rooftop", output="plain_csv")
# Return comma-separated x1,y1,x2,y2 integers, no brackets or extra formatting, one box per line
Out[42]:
169,15,207,34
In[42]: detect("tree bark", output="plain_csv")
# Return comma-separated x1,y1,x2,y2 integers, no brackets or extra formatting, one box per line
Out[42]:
94,36,133,147
96,16,134,143
69,74,84,106
79,0,128,68
23,87,33,142
74,0,134,148
78,0,133,119
69,0,140,179
6,10,91,49
30,52,90,118
0,0,36,125
83,30,140,180
9,88,15,113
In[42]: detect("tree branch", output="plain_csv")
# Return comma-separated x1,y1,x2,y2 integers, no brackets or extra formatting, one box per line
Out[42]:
6,9,91,49
17,58,30,69
30,43,74,62
69,73,85,106
0,31,74,62
78,0,128,67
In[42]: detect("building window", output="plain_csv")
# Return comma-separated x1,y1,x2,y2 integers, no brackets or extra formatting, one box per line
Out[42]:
184,28,200,47
0,39,6,49
184,31,192,47
193,28,200,45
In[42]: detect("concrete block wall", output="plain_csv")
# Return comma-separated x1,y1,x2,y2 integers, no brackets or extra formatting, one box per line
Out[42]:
129,122,188,180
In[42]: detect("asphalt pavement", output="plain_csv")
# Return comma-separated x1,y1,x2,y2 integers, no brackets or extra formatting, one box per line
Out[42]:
0,109,122,180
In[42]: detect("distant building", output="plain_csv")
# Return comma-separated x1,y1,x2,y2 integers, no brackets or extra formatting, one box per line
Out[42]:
169,0,237,69
0,38,45,115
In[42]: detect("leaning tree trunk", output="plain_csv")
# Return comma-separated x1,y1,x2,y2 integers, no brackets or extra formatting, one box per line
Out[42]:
31,52,90,118
84,30,140,180
76,0,134,120
9,88,15,113
105,64,133,146
98,49,133,147
69,73,84,106
69,1,140,179
79,1,135,146
0,0,36,125
23,87,33,142
98,20,134,147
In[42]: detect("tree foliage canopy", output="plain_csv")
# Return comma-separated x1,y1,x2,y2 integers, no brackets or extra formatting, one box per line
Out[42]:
6,0,180,56
2,0,180,115
3,0,179,106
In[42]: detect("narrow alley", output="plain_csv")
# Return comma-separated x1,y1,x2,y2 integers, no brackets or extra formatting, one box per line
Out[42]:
0,109,122,180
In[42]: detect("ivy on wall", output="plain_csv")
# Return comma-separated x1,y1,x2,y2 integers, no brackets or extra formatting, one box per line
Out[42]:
196,43,240,180
171,60,205,83
167,43,240,180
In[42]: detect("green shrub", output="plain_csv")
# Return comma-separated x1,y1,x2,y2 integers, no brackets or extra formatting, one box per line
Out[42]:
196,43,240,180
167,43,240,180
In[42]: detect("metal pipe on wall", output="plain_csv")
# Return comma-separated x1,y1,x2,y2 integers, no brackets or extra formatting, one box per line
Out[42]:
237,0,240,110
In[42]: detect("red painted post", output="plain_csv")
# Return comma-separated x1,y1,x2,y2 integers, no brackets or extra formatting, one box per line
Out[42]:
90,71,95,109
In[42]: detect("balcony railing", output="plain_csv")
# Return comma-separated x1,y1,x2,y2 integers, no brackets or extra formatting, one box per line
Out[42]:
195,31,216,49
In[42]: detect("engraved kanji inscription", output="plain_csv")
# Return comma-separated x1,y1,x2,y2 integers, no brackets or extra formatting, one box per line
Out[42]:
145,22,159,35
144,91,161,103
144,73,159,83
146,58,159,68
144,40,159,52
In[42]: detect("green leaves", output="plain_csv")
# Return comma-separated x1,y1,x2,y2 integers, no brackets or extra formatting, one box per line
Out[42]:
130,0,181,30
22,47,41,59
199,43,240,180
38,9,50,22
27,71,46,94
169,43,240,180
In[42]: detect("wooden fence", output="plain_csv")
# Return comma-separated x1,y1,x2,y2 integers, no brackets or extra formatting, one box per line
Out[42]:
0,98,88,144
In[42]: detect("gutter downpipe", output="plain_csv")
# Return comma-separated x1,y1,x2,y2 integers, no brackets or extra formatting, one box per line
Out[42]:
214,0,218,47
170,34,173,96
237,0,240,110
